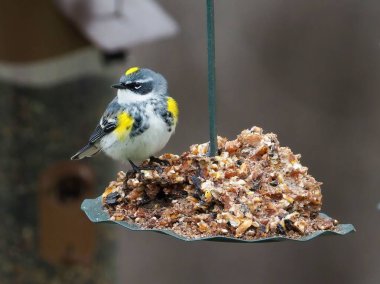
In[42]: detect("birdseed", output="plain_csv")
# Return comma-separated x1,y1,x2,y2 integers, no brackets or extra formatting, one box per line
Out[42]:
102,126,338,240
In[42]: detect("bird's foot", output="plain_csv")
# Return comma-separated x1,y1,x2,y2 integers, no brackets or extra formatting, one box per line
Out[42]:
149,156,170,166
127,160,156,176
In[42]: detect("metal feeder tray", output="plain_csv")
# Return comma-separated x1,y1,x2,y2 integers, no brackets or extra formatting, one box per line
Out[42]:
81,197,355,243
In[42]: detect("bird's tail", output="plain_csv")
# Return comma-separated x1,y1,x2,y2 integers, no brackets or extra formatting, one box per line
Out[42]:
71,144,101,160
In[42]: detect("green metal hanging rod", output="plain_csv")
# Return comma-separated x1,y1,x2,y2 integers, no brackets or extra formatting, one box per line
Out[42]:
206,0,217,157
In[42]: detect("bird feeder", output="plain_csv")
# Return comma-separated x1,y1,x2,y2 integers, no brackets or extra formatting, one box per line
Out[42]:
81,0,355,242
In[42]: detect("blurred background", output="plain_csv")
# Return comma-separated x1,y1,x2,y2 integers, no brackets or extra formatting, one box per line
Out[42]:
0,0,379,283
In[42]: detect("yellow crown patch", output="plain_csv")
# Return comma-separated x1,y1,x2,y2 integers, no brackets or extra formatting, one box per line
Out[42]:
125,67,140,75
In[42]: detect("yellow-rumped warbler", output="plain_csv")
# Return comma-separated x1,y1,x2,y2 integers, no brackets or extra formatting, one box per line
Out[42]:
71,67,178,171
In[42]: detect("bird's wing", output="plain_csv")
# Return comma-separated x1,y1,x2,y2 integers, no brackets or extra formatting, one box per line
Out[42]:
89,116,118,144
71,101,134,160
89,100,122,143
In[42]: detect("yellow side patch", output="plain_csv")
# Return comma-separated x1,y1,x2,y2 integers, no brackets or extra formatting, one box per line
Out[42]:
167,97,179,122
125,67,140,75
115,112,134,141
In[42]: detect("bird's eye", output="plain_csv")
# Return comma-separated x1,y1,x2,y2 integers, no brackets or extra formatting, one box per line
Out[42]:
133,83,142,90
127,83,142,91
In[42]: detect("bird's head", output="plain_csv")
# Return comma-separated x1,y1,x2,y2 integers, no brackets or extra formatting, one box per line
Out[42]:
112,67,168,103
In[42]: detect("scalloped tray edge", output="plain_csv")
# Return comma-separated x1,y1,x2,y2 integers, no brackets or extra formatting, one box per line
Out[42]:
81,197,355,243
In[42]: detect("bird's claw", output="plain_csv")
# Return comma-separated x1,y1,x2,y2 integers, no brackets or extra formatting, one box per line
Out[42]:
127,159,164,177
149,156,170,166
128,159,155,174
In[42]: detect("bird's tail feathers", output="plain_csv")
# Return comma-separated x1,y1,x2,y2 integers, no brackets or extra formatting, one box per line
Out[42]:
71,144,101,160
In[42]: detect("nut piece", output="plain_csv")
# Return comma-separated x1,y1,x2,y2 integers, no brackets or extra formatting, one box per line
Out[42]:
293,220,308,234
197,221,210,233
235,219,253,237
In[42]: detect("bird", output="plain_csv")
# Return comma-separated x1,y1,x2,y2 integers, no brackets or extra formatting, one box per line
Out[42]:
71,67,178,172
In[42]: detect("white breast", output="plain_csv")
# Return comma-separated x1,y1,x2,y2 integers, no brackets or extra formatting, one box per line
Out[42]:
100,105,175,162
117,89,156,104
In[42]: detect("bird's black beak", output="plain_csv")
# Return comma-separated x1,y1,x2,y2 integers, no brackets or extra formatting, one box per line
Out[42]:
111,83,127,89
